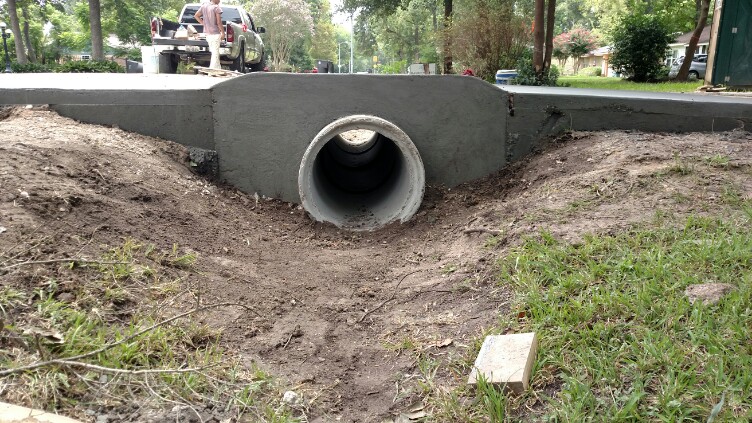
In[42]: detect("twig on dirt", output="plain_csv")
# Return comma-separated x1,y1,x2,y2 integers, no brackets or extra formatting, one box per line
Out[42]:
404,255,420,264
1,258,129,272
358,270,422,323
93,169,107,182
282,332,295,349
0,302,258,376
0,225,59,265
463,228,503,236
50,360,210,375
73,225,105,257
143,374,204,423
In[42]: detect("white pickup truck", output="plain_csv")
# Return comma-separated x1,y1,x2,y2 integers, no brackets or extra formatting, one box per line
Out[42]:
150,3,265,73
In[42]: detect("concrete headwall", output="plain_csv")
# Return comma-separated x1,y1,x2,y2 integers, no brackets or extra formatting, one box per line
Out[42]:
2,74,752,207
504,86,752,162
0,74,216,150
211,73,507,201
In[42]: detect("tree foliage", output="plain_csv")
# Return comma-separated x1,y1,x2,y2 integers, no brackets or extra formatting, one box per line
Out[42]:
308,0,336,62
553,27,597,72
450,0,530,80
248,0,314,71
609,13,672,82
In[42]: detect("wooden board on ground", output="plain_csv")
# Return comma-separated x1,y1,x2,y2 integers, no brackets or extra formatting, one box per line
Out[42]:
194,66,244,78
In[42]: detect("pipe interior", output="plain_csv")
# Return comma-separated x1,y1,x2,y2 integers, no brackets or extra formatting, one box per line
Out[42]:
309,131,414,229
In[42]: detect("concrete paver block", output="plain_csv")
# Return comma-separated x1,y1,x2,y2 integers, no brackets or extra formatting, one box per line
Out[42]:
0,401,83,423
467,332,538,393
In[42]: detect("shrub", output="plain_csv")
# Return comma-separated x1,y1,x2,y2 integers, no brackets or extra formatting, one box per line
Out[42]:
511,50,559,86
578,66,602,76
609,13,672,82
10,62,55,73
55,60,124,73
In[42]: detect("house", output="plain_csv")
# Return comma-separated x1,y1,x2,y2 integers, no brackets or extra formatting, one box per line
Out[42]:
576,46,619,77
666,25,711,65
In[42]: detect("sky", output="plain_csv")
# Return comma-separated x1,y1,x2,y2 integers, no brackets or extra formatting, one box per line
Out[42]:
330,0,353,29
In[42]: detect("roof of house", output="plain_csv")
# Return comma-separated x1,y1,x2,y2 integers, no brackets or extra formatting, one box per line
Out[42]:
672,25,711,45
581,46,612,57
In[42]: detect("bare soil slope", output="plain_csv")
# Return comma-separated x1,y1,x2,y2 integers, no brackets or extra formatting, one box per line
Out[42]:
1,107,750,422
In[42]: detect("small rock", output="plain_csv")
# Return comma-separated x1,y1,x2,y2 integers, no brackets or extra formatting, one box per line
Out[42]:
685,283,735,305
57,293,75,303
282,390,301,406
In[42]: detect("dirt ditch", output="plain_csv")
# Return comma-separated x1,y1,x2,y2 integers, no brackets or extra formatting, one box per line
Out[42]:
1,107,750,422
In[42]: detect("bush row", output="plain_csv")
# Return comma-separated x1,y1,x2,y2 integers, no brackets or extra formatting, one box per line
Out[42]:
10,60,124,73
577,66,602,76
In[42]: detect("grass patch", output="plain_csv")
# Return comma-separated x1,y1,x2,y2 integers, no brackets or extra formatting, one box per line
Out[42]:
492,215,752,421
559,76,703,93
705,154,731,168
0,241,298,421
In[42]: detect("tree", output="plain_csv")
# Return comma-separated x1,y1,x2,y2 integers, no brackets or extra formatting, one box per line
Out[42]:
249,0,314,71
21,4,38,62
442,0,452,73
451,0,530,80
532,0,557,81
88,0,104,60
6,0,29,64
344,0,453,73
553,27,597,72
675,0,709,81
609,13,672,82
307,0,337,62
362,0,436,66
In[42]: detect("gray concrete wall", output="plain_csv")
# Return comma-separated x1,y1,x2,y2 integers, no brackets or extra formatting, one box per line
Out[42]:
2,75,752,205
211,73,507,202
503,86,752,161
1,79,215,150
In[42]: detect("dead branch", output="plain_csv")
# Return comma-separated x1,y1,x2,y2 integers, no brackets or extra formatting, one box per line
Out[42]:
358,270,422,323
463,228,502,236
53,360,208,375
0,302,258,377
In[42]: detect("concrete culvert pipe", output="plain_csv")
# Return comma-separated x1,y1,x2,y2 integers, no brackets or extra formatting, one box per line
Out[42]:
299,115,425,231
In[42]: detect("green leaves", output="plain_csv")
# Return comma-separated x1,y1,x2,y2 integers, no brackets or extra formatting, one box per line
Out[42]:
609,13,673,82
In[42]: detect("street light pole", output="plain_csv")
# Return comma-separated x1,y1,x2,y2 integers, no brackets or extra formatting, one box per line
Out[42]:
0,22,12,73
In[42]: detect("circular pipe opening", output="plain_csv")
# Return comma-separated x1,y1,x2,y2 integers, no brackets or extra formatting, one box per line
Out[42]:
299,115,425,231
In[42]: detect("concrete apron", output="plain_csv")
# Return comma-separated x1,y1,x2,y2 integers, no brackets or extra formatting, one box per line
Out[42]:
1,73,751,230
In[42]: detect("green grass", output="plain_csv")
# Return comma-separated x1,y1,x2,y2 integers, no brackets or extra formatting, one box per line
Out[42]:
559,76,703,92
493,215,752,421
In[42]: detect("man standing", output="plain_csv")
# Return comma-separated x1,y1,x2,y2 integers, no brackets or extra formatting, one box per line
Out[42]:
194,0,224,70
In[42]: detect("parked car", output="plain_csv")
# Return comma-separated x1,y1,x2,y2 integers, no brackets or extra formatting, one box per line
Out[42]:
669,54,708,79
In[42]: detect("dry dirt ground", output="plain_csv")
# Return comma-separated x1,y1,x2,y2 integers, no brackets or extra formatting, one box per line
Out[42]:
1,107,751,422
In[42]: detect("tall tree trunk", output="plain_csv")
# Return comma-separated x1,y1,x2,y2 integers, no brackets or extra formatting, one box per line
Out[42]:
443,0,452,74
89,0,104,60
533,0,545,72
6,0,29,64
695,0,702,21
543,0,556,72
22,6,37,63
432,2,437,31
676,0,710,81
